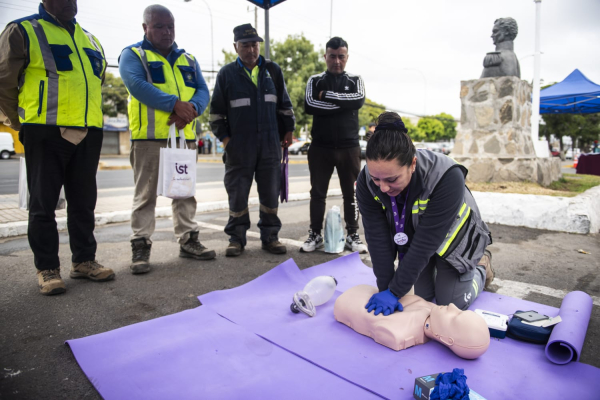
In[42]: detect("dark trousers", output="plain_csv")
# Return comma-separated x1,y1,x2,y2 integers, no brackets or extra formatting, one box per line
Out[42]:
223,149,281,246
308,145,361,234
414,256,486,310
21,125,103,271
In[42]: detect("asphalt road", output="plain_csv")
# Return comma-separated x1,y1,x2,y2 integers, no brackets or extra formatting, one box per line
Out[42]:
0,157,312,195
0,197,599,399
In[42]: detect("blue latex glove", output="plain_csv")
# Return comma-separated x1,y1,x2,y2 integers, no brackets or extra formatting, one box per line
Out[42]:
430,368,470,400
364,289,403,316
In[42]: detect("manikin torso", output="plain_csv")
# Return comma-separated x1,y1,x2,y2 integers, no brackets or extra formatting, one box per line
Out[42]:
334,285,490,359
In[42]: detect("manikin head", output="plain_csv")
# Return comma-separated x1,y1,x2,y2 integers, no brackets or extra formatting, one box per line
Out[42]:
366,112,417,197
143,5,175,57
491,17,518,45
424,303,490,359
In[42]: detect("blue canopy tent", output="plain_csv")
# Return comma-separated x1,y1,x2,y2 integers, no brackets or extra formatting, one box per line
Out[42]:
540,69,600,114
246,0,288,59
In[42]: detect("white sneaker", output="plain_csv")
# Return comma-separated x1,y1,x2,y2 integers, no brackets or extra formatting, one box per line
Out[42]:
301,230,324,252
345,233,368,254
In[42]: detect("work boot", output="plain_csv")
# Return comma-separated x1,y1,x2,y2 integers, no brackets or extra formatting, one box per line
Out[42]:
479,249,494,289
262,240,287,255
301,230,323,253
225,242,244,257
70,260,115,282
345,232,368,254
180,232,216,260
37,268,66,296
131,238,152,275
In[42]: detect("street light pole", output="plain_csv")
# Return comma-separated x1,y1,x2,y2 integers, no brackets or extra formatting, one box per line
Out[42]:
184,0,214,85
531,0,547,157
264,8,270,59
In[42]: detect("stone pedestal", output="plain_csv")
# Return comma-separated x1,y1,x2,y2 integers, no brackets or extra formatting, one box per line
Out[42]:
453,77,560,186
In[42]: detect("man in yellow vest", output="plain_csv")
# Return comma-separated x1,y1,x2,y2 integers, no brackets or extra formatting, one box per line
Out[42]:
0,0,115,295
119,5,214,275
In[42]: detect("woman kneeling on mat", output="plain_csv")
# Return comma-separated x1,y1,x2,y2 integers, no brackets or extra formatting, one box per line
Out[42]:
357,112,494,316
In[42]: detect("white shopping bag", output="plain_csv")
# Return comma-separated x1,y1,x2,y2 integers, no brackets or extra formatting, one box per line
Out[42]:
157,124,197,199
18,157,66,210
324,205,345,253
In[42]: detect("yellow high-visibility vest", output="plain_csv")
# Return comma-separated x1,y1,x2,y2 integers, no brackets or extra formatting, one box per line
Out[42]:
17,17,105,128
128,47,198,140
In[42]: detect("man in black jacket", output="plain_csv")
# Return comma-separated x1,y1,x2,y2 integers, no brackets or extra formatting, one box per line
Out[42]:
302,37,367,254
210,24,295,257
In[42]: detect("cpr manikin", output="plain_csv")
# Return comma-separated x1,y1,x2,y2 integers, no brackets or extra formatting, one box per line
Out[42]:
334,285,490,359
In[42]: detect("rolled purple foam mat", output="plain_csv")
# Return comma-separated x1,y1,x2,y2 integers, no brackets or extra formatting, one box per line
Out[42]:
545,291,593,365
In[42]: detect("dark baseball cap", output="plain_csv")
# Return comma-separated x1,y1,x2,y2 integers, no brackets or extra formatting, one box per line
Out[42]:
233,23,264,43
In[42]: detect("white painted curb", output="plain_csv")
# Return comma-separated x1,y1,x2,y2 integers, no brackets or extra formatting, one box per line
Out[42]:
2,187,599,238
0,189,341,239
473,185,600,234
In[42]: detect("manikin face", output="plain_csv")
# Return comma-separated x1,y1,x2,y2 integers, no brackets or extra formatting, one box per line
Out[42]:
367,157,416,198
324,47,348,75
491,23,506,45
426,304,490,356
235,41,260,68
144,12,175,54
43,0,77,22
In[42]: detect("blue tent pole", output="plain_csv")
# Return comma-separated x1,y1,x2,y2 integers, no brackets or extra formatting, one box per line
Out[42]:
264,7,270,59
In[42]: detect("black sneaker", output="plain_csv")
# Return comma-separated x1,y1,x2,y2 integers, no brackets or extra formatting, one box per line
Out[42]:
301,230,323,253
131,238,151,274
345,232,368,254
180,232,216,260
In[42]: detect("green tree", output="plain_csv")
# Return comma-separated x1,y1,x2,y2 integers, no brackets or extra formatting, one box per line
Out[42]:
432,112,457,140
405,118,426,141
417,117,445,141
360,99,386,128
102,72,128,117
541,113,600,151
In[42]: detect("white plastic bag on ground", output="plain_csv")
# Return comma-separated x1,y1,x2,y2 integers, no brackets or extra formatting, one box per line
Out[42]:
18,157,65,210
324,205,345,253
157,124,197,199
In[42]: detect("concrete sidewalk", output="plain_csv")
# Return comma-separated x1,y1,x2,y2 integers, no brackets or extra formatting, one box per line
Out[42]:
98,153,309,170
2,166,600,238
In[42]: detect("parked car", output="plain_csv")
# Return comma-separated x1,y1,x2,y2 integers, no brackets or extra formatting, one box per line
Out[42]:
298,142,310,155
288,141,306,155
0,132,15,160
359,140,367,159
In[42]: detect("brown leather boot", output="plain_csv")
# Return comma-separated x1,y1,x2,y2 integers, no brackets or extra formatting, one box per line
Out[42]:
70,260,115,282
478,250,494,289
37,268,66,295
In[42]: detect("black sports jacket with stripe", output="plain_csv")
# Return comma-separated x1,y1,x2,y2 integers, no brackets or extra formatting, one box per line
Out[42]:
304,71,365,149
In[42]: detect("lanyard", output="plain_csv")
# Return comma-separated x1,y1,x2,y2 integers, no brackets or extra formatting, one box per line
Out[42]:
389,188,410,260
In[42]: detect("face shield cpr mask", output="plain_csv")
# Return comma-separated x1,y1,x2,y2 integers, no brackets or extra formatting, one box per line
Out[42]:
290,276,338,317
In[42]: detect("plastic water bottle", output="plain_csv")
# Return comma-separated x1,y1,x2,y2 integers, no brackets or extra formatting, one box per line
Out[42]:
290,275,338,317
324,205,345,253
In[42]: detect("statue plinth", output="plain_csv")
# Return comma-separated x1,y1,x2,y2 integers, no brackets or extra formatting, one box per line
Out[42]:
453,77,561,185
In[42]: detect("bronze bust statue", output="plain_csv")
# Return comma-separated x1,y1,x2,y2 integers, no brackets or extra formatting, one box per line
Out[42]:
481,18,520,78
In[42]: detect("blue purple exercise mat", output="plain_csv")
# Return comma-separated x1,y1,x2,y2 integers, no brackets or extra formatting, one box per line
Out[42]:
68,253,598,399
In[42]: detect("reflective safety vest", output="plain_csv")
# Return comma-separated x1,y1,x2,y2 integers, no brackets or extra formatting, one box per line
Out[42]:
16,16,106,128
128,47,198,140
365,149,492,274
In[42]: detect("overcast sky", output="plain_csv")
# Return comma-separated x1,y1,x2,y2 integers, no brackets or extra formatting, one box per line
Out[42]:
1,0,599,119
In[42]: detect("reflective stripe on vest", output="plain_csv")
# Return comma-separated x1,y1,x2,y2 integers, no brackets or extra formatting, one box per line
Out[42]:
436,202,471,256
127,47,197,140
18,18,105,128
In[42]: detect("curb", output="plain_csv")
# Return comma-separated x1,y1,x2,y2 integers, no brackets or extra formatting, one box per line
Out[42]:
0,189,340,239
97,158,310,170
2,187,599,239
